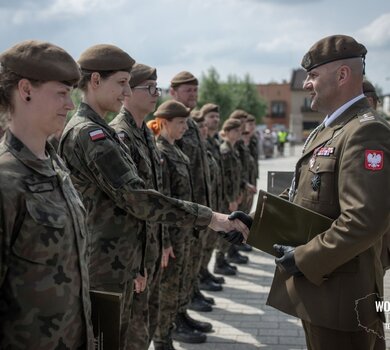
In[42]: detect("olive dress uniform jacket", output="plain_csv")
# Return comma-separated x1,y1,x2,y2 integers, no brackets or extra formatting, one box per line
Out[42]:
0,130,94,349
59,103,212,288
267,98,390,331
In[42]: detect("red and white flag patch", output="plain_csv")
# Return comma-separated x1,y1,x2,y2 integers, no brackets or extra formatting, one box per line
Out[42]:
365,150,383,171
89,129,106,141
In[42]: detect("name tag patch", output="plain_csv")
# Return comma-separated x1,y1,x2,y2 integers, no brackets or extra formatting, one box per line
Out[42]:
89,129,106,141
365,150,383,171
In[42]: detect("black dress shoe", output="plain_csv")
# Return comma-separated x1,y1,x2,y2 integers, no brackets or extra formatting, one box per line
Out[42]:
172,314,207,344
188,295,212,312
182,311,213,333
199,278,223,292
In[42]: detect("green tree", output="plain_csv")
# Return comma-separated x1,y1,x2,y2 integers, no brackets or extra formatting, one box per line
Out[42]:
198,67,266,123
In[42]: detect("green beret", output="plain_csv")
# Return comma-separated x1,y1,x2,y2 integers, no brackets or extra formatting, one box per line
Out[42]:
154,100,190,120
78,44,135,72
130,63,157,88
363,80,379,101
0,40,80,85
229,109,249,120
301,35,367,72
170,71,198,88
191,110,205,124
222,118,242,132
200,103,219,116
246,114,256,122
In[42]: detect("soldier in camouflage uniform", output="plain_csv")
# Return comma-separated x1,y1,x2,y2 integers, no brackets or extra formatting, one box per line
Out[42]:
169,72,216,340
227,110,256,263
58,45,248,350
109,63,164,349
245,114,259,212
195,105,226,286
0,40,94,349
148,100,203,349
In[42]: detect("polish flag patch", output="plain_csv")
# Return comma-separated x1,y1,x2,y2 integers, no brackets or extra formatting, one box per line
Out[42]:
89,129,106,141
365,150,383,171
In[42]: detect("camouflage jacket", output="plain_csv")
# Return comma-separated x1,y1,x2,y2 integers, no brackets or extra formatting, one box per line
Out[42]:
220,140,242,208
156,135,194,248
249,134,259,180
206,134,224,212
234,139,250,188
177,117,211,207
59,103,212,286
110,108,163,273
0,130,93,349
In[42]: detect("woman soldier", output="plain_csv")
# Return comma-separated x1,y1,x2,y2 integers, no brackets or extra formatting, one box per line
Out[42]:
148,101,204,349
58,44,249,349
0,40,94,349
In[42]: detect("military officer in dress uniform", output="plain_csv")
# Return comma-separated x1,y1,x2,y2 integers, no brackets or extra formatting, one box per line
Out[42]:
267,34,390,350
109,63,163,350
0,40,94,349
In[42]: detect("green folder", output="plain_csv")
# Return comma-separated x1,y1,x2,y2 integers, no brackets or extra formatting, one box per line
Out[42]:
248,190,334,256
90,290,122,350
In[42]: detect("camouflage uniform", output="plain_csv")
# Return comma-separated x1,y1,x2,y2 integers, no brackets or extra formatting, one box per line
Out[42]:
236,140,254,213
0,130,94,350
249,133,260,181
154,135,194,342
177,117,211,297
218,140,242,253
110,108,164,350
59,103,212,349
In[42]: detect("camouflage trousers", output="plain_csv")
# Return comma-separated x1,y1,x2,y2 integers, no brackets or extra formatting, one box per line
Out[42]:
155,230,192,340
200,227,218,270
91,280,134,350
187,234,204,300
126,254,162,350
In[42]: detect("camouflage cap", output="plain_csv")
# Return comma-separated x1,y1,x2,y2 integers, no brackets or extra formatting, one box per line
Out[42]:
222,118,242,132
200,103,219,116
154,100,190,120
170,71,198,88
191,110,205,123
301,35,367,72
0,40,80,85
229,109,249,120
130,63,157,88
78,44,135,72
363,80,380,102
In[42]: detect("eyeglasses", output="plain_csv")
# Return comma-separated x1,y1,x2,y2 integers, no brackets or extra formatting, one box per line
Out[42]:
133,85,162,96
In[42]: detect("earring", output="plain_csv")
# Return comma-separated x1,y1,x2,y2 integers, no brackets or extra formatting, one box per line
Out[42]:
26,96,31,102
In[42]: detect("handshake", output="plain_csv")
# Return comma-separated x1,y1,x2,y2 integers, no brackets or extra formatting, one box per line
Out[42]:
212,211,253,245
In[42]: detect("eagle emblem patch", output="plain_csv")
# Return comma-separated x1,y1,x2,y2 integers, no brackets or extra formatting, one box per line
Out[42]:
365,150,383,171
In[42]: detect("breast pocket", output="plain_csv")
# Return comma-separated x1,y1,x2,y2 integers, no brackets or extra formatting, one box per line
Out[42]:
12,193,68,266
306,157,337,204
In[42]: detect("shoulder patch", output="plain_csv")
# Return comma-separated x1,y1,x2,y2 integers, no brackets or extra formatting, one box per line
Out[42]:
365,150,383,171
89,129,106,141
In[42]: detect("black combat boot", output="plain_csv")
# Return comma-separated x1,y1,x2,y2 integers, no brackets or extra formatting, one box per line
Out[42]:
188,290,213,312
236,243,253,252
171,313,207,344
182,310,213,333
200,266,225,284
227,245,249,264
194,285,215,305
214,251,237,275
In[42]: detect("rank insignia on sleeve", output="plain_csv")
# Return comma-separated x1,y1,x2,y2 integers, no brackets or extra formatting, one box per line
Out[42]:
89,129,106,141
365,150,383,171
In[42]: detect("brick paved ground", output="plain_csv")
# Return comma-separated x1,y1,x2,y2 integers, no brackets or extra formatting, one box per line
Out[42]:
150,143,390,350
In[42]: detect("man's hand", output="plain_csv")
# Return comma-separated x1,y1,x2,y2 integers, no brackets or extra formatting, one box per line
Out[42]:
273,244,303,277
209,212,250,240
134,269,148,293
214,211,253,245
161,246,175,268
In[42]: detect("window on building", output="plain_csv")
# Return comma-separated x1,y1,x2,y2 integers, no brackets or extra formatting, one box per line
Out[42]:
271,101,286,118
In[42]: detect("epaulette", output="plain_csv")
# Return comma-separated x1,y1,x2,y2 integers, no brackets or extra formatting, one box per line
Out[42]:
359,112,376,123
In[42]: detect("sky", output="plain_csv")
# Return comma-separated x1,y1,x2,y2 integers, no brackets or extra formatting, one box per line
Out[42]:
0,0,389,93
